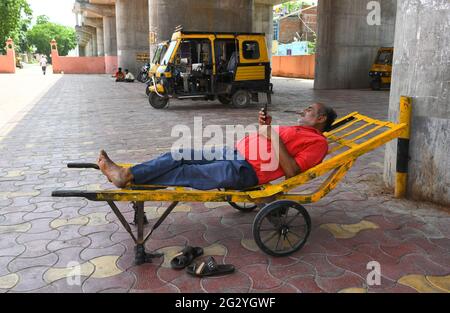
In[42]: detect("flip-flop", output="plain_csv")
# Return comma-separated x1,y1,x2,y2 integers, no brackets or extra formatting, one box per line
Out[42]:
186,256,235,277
170,246,204,270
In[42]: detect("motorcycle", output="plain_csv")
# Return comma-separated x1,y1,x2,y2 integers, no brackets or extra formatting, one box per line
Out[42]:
137,63,151,83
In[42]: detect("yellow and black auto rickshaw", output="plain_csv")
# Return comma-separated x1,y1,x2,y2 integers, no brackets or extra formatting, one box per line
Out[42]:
369,47,393,90
145,41,169,95
147,30,273,109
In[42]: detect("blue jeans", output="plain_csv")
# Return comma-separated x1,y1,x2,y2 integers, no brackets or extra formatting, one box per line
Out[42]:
130,147,258,190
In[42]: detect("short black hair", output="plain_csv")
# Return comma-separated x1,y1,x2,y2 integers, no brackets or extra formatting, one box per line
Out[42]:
125,69,129,72
118,67,122,71
318,104,338,132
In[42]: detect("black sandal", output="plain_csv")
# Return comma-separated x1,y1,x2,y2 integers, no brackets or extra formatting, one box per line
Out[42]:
170,246,204,270
186,256,235,277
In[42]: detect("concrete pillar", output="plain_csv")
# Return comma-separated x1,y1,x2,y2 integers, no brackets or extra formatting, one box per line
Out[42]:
116,0,149,74
103,16,117,57
252,3,274,61
149,0,253,56
96,26,105,56
315,0,397,89
384,0,450,205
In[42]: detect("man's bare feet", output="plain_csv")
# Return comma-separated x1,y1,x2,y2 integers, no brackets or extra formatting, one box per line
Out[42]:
97,150,133,188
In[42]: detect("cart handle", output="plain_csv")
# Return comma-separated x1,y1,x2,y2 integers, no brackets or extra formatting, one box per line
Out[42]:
67,163,100,170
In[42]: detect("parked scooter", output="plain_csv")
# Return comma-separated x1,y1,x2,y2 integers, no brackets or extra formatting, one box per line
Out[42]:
137,63,151,83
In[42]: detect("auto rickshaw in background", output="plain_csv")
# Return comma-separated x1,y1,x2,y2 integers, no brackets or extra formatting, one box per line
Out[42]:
369,47,393,90
16,56,24,69
147,29,273,109
144,41,169,95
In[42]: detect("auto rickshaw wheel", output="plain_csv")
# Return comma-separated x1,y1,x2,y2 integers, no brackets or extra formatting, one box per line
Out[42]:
231,90,251,108
371,79,382,91
218,95,231,105
228,202,258,212
149,92,169,109
145,85,151,96
253,200,311,257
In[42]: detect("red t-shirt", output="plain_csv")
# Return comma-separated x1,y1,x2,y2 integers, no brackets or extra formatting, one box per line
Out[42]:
236,126,328,184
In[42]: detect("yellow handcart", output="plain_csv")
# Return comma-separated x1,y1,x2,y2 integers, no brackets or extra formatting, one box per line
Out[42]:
52,100,411,265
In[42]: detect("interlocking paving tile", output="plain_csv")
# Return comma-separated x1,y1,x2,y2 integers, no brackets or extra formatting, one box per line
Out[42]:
240,264,283,290
316,271,366,293
46,236,92,252
11,266,50,292
285,275,324,293
80,244,126,261
0,222,32,235
398,274,450,293
320,220,379,239
0,273,20,289
8,253,58,273
268,261,315,281
201,270,252,293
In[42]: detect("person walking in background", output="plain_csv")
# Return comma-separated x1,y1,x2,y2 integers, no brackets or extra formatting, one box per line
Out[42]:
39,55,48,75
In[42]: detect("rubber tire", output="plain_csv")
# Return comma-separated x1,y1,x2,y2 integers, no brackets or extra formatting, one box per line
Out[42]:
231,90,251,108
228,202,258,212
218,95,231,105
371,79,382,91
149,92,169,109
252,200,311,257
145,85,151,96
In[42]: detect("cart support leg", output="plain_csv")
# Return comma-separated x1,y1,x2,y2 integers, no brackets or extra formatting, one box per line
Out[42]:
134,201,163,265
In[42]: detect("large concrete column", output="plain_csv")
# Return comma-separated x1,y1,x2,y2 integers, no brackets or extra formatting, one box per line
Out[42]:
96,26,105,56
116,0,149,74
83,17,105,57
384,0,450,205
315,0,397,89
252,3,274,61
103,16,117,57
149,0,253,56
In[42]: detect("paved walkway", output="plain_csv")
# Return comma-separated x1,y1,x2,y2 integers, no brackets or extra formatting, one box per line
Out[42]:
0,74,448,293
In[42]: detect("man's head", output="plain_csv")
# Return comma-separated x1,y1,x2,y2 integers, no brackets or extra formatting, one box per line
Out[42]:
125,69,129,73
118,67,122,72
297,103,337,133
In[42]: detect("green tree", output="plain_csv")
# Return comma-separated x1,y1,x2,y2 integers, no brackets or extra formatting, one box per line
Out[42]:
27,15,77,56
0,0,32,53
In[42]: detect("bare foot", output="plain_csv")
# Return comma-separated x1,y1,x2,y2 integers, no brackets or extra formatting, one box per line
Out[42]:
97,150,133,188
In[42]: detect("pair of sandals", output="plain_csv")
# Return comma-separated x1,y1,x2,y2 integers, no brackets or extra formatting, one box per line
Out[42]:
170,246,235,277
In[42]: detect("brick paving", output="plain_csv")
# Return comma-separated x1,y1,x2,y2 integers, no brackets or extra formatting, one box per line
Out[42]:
0,73,449,293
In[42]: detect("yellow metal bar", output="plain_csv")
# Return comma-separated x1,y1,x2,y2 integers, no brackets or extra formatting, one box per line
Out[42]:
395,96,412,198
328,122,389,153
332,122,374,141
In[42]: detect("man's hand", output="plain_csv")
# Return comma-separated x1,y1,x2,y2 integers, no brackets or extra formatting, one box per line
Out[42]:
259,109,272,126
258,125,272,140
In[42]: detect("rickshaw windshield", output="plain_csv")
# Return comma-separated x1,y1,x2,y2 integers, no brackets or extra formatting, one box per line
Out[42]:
152,44,168,64
161,41,177,65
376,50,393,65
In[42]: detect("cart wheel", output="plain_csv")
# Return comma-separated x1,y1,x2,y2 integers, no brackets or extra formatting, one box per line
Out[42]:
149,92,169,109
218,95,231,105
145,85,151,96
228,202,258,212
231,90,250,108
253,200,311,257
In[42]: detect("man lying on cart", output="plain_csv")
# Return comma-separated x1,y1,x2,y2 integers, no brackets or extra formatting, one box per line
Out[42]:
97,103,337,190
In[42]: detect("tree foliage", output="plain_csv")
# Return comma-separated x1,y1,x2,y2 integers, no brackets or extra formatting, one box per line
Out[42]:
27,15,77,56
0,0,32,53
